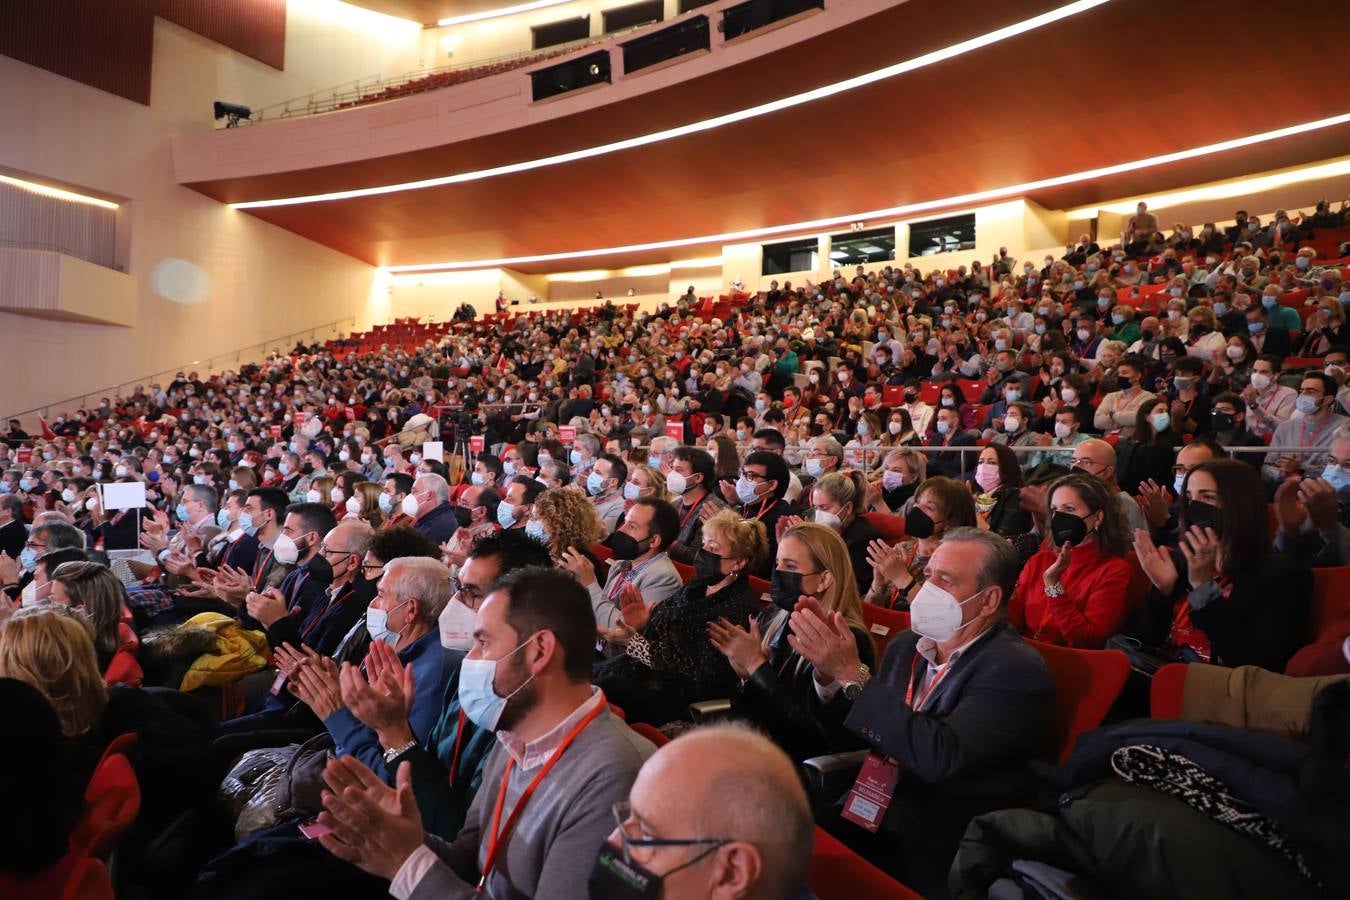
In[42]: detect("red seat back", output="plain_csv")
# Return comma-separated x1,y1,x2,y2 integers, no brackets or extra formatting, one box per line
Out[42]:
630,721,669,747
1028,641,1130,764
672,561,694,583
71,754,141,860
861,605,910,660
881,385,905,406
1311,566,1350,641
60,857,114,900
1149,662,1188,720
808,827,923,900
863,511,905,543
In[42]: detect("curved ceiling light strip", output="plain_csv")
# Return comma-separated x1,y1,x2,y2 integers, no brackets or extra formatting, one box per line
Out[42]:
437,0,577,27
232,0,1111,210
384,111,1350,272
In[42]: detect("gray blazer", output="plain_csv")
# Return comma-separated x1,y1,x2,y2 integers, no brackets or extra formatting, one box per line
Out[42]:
587,552,683,631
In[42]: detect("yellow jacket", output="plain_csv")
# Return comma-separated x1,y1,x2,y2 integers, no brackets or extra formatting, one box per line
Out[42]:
178,612,271,692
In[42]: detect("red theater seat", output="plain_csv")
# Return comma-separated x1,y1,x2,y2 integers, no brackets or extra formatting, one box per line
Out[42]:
1028,640,1130,764
809,827,923,900
71,753,141,860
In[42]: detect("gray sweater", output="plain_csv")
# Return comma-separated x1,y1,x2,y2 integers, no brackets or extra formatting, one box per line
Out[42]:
408,705,654,900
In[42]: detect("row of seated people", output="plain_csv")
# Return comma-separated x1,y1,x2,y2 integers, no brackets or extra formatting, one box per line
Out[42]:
1,204,1348,898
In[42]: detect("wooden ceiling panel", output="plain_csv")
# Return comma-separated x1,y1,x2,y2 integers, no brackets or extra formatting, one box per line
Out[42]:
186,0,1350,269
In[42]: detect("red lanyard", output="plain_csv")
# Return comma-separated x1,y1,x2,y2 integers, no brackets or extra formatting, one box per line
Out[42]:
677,499,701,531
300,582,350,638
448,708,468,785
478,696,606,889
1300,414,1333,447
904,653,954,710
253,547,274,587
748,497,777,521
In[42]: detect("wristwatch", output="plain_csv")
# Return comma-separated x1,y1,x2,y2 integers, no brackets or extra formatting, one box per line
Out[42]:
382,739,417,764
1044,580,1066,598
841,663,871,701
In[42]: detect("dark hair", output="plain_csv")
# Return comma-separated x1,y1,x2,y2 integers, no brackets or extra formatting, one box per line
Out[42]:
630,497,680,552
1172,355,1204,376
248,487,290,522
1257,353,1283,373
367,525,441,564
515,442,540,468
1300,371,1337,397
984,442,1023,489
752,428,786,451
1117,354,1148,377
468,528,552,574
672,445,716,491
1133,397,1173,444
285,502,337,539
515,477,547,505
1159,337,1187,358
915,476,977,530
940,382,968,405
743,450,789,503
598,453,627,486
1180,459,1268,575
473,486,501,521
33,521,85,552
386,472,415,495
475,452,504,480
492,566,595,682
1046,472,1130,556
1211,392,1246,414
0,678,82,875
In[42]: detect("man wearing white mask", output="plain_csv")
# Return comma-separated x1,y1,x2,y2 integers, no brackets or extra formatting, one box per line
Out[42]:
790,528,1053,895
404,473,459,546
801,435,844,482
311,566,653,899
665,447,723,565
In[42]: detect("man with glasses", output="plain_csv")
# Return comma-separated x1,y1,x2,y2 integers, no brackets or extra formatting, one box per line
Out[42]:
311,566,653,900
1065,438,1147,534
1275,426,1350,569
591,724,815,899
734,450,799,576
265,518,376,657
1265,373,1349,485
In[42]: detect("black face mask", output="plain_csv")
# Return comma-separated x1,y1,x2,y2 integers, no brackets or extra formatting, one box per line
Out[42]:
608,531,651,562
1184,500,1223,535
1211,411,1235,432
306,551,334,585
587,843,717,900
904,506,936,539
453,506,474,528
693,547,724,582
1050,510,1089,547
770,569,807,611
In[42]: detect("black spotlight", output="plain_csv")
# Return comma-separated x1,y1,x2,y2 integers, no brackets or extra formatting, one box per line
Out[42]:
213,101,253,127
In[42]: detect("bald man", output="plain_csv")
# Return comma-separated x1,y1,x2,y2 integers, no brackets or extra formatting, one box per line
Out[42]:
591,725,816,900
1067,438,1147,534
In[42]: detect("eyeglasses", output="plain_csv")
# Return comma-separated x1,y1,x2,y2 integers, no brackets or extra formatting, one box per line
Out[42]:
450,577,487,605
361,561,386,577
610,801,730,864
1070,458,1103,472
320,544,358,559
739,469,769,483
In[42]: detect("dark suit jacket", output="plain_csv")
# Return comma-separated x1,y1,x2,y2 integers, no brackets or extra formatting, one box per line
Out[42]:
0,519,25,560
840,621,1054,894
1254,326,1293,358
415,503,460,547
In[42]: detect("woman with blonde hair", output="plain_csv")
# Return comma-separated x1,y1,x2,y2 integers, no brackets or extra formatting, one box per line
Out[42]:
348,480,385,527
529,487,604,564
624,462,671,504
808,470,882,592
594,509,767,725
49,561,138,684
710,522,875,759
0,606,107,737
229,464,258,492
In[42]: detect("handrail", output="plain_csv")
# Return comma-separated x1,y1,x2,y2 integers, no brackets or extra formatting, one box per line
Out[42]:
5,317,358,425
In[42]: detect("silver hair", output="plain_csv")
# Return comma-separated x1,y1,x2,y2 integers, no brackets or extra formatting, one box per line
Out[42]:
385,556,453,624
939,527,1019,604
415,473,451,505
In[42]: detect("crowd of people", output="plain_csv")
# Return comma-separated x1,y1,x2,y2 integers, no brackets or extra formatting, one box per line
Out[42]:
2,201,1349,899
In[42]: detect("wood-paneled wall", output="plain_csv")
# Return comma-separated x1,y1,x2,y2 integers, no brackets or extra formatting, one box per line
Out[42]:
0,180,117,268
0,0,285,105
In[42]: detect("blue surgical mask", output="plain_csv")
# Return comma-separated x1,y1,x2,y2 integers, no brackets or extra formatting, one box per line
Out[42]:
1262,295,1277,309
458,638,536,731
470,471,486,486
1173,472,1186,495
279,462,292,476
18,479,33,493
525,519,548,542
1322,464,1350,493
623,482,642,501
502,461,516,478
570,449,583,466
647,455,661,469
378,493,393,513
1295,395,1320,415
1248,322,1264,334
936,420,951,435
586,471,606,495
216,508,231,529
19,547,37,571
1213,302,1228,316
238,512,258,536
735,476,761,505
1111,314,1125,325
496,502,517,529
804,458,823,478
176,503,190,522
1035,324,1047,335
365,597,410,648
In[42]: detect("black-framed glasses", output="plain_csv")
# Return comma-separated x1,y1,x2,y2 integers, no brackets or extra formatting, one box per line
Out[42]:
450,577,487,605
739,469,769,483
320,544,358,560
610,800,731,864
361,561,387,577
